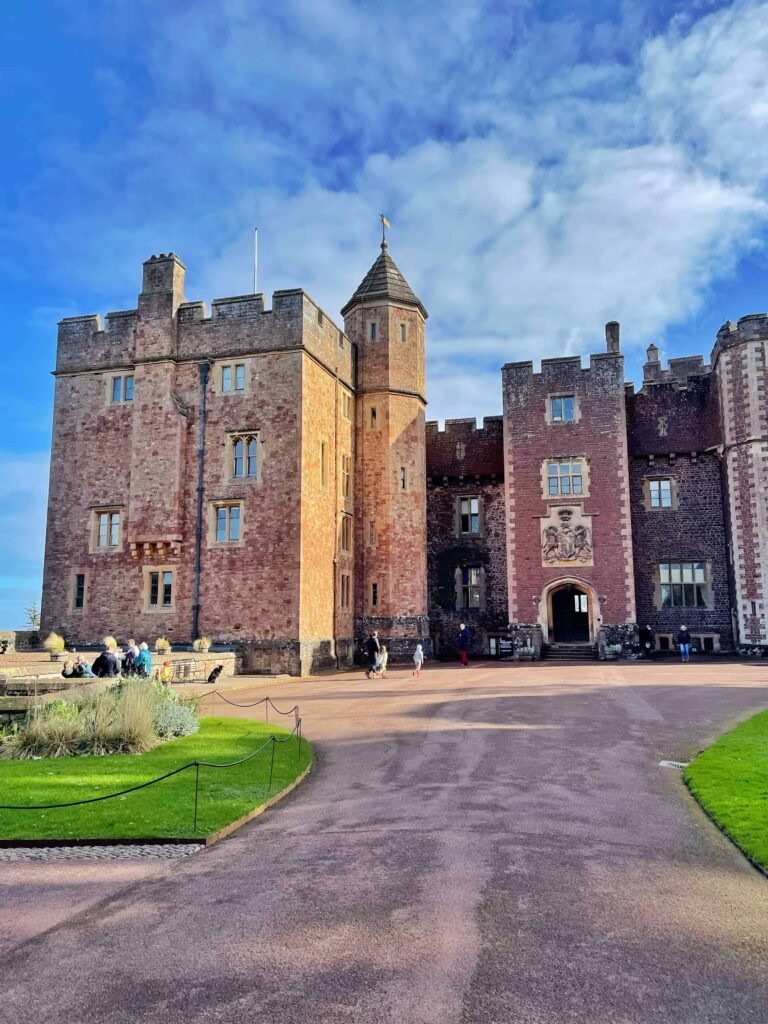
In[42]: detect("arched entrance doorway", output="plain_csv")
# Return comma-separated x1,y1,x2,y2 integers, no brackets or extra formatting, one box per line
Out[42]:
551,584,590,643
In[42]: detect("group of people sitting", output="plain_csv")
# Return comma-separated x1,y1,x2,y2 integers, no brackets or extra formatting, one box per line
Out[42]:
62,640,167,682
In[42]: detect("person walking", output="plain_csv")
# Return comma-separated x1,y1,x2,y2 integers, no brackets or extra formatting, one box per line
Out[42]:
457,622,470,667
365,631,380,679
378,646,389,679
676,625,691,663
412,644,424,678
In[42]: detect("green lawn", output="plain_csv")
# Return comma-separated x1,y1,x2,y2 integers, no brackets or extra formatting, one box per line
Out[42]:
0,717,312,841
684,708,768,872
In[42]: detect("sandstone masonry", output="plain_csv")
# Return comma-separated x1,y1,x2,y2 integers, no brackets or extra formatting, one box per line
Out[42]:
41,248,768,670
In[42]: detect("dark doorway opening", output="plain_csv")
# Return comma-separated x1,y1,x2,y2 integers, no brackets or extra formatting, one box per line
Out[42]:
551,586,589,643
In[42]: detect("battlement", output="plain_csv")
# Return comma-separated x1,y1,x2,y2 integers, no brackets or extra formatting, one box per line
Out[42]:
426,416,504,478
54,255,354,387
641,343,710,389
711,312,768,367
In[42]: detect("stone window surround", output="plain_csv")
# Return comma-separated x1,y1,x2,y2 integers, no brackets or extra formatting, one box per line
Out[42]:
225,431,262,484
539,457,590,500
454,564,486,611
340,514,353,552
652,560,712,610
106,372,135,405
207,499,245,547
89,506,124,554
339,572,351,609
340,452,352,501
545,392,580,425
142,565,177,613
456,494,484,538
70,568,89,613
217,358,249,393
340,389,352,420
320,438,329,491
642,475,679,511
655,632,720,652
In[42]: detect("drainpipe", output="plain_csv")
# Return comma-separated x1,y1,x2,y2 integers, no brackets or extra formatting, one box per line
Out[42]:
191,361,211,641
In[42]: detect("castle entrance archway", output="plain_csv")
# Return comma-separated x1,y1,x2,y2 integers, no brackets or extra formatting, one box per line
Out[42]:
551,584,590,643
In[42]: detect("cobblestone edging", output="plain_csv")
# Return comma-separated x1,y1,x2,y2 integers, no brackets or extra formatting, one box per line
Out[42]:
0,843,204,862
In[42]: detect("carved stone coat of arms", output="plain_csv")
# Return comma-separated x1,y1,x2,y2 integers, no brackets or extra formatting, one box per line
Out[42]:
541,507,593,566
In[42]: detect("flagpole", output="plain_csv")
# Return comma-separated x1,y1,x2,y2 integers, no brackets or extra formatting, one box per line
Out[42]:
257,228,264,296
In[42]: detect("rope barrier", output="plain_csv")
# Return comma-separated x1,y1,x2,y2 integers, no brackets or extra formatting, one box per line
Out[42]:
0,718,301,813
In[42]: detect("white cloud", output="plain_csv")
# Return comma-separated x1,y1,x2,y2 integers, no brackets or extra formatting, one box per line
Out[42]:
11,0,768,431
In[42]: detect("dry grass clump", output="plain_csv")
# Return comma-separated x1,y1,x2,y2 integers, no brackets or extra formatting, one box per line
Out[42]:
7,681,175,759
42,632,65,654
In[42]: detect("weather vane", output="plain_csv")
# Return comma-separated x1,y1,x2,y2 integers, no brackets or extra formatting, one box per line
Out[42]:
380,212,391,244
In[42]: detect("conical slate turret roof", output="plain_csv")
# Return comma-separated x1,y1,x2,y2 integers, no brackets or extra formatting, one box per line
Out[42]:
341,241,428,319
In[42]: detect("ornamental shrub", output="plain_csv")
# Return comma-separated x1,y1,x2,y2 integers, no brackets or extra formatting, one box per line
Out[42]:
153,702,199,738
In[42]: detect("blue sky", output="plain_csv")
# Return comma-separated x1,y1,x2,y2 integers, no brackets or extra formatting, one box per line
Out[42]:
2,0,767,627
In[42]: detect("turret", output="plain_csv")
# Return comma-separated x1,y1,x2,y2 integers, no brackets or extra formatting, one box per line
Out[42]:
342,241,431,659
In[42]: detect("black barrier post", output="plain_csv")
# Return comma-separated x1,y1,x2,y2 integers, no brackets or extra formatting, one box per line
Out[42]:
268,738,276,791
297,718,302,767
265,700,269,725
193,763,200,832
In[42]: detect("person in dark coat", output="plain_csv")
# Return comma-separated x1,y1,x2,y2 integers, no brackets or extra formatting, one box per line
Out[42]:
207,663,224,685
457,622,470,666
676,625,691,663
92,646,119,678
365,632,380,679
639,624,655,657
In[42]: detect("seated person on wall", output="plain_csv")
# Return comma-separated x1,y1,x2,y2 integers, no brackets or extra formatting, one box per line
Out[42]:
92,645,119,678
73,655,95,678
61,659,76,678
135,643,152,678
122,639,139,676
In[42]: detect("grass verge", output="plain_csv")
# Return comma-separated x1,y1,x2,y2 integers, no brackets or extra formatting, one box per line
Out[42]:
0,717,311,841
684,708,768,872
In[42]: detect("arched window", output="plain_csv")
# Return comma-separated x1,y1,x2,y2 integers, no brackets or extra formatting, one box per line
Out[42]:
247,438,258,477
231,432,260,479
233,438,244,478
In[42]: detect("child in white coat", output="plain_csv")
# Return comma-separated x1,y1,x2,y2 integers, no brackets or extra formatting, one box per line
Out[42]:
412,644,424,678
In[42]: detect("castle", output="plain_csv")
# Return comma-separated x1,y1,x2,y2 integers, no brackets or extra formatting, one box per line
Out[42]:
41,245,768,672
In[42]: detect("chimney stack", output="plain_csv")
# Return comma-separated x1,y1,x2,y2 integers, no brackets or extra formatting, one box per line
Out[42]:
605,321,620,354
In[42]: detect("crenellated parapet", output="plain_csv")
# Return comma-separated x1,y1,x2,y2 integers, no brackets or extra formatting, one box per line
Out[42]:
54,263,355,389
426,416,504,479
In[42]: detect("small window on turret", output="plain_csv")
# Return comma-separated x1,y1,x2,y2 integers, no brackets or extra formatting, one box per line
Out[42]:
369,322,377,342
400,323,407,343
369,407,377,429
400,467,407,490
